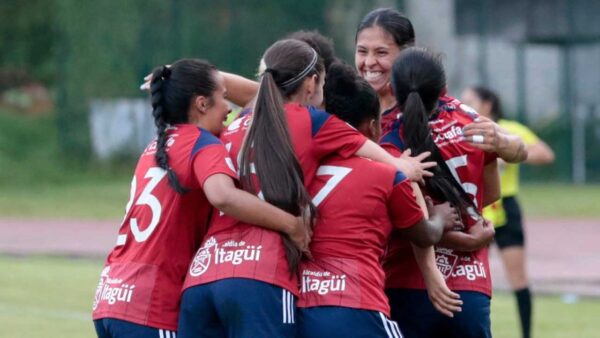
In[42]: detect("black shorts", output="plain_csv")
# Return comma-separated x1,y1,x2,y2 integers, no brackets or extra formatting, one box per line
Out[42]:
494,196,525,249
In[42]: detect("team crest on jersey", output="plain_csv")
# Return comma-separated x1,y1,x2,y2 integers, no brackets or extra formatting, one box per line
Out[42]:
189,237,218,277
435,248,459,279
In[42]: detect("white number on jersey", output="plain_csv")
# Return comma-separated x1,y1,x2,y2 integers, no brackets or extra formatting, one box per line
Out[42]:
445,155,479,219
116,167,168,246
312,165,352,207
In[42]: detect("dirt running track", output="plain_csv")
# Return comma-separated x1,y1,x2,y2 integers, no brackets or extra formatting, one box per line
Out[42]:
1,217,599,297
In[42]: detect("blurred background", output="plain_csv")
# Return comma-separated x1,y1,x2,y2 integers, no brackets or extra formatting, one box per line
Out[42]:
0,0,598,337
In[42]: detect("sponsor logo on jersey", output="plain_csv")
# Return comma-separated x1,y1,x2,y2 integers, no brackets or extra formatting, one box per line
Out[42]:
301,269,347,295
435,248,488,281
433,124,465,145
188,236,263,277
451,259,487,281
92,266,136,310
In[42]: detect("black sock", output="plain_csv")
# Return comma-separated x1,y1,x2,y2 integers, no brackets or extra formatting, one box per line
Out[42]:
515,287,532,338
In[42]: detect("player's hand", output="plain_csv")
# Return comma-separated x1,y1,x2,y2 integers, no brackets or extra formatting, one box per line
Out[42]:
396,149,436,183
288,215,312,259
463,116,505,153
140,64,171,91
467,218,495,248
427,199,463,231
423,268,463,317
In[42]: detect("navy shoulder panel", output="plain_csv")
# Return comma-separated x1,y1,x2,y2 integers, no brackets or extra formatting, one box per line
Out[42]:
307,106,331,137
393,171,408,186
379,119,406,151
191,128,222,158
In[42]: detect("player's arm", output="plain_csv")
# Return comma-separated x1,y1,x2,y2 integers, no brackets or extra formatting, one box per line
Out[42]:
437,218,495,252
203,174,310,253
525,139,555,164
463,116,528,163
392,182,462,247
412,244,462,317
220,71,259,108
482,159,501,207
355,142,436,182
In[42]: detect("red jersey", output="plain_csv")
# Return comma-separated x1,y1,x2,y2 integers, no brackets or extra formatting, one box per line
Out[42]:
379,95,497,296
183,103,367,295
297,156,424,316
92,125,237,330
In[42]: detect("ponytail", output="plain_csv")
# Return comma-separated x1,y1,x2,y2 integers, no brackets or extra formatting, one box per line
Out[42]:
239,40,320,274
403,91,478,217
150,66,188,194
392,48,479,218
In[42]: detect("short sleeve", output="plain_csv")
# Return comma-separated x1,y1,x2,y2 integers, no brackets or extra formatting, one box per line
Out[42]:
191,143,237,188
309,106,367,160
387,173,425,229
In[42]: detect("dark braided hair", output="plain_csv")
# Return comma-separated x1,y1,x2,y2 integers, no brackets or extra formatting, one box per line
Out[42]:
324,61,379,128
391,47,479,218
149,59,217,193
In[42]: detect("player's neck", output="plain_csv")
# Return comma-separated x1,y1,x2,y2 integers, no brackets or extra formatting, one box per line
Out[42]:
379,93,397,114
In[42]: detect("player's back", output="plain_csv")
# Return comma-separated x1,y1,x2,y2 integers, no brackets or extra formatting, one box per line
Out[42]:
93,124,230,330
299,155,421,316
184,103,367,295
380,95,496,296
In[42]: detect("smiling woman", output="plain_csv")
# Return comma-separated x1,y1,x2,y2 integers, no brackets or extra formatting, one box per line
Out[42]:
355,8,415,114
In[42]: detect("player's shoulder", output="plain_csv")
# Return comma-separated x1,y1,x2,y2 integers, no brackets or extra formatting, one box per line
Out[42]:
302,104,335,137
191,127,224,157
437,95,479,125
379,116,406,151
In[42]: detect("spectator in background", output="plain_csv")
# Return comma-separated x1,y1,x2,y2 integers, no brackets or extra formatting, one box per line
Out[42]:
462,85,555,338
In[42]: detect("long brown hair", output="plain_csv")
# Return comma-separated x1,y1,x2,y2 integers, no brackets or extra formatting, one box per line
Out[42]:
239,39,323,274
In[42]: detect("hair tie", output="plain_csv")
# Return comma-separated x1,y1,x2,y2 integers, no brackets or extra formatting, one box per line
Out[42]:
409,86,419,93
279,48,319,87
264,68,278,77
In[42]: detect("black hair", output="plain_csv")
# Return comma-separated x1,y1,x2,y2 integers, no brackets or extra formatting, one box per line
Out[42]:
469,86,504,121
391,47,478,217
149,59,217,193
287,30,337,71
356,8,415,49
324,61,380,128
239,39,323,274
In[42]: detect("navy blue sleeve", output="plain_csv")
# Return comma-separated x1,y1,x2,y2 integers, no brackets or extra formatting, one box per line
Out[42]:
393,171,408,186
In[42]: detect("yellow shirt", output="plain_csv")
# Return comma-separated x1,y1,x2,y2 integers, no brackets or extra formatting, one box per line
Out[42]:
483,119,539,226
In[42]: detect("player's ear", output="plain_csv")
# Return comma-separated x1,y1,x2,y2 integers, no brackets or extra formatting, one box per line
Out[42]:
194,96,209,115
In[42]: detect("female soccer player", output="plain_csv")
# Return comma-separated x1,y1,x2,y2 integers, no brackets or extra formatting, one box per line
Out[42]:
380,47,508,338
92,59,310,338
462,86,555,338
354,7,528,159
296,61,463,338
178,39,432,338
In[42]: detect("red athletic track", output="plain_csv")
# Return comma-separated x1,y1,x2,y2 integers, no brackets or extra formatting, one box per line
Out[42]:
1,217,599,297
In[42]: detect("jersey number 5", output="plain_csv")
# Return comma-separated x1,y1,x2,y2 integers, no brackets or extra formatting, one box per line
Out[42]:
116,167,167,246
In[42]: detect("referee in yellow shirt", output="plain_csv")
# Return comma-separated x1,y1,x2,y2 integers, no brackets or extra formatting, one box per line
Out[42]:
462,86,555,338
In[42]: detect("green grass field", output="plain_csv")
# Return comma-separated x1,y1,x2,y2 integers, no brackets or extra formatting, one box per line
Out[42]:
1,255,599,338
